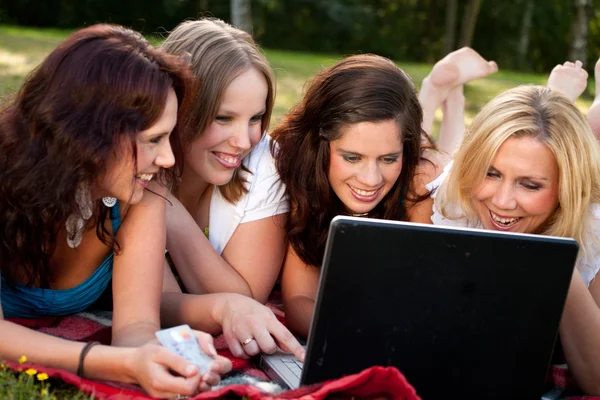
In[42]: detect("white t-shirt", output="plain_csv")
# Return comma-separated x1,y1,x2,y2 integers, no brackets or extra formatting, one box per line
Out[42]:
208,135,289,254
426,161,600,286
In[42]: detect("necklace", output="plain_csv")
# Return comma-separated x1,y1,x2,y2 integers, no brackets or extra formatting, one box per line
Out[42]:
349,212,369,217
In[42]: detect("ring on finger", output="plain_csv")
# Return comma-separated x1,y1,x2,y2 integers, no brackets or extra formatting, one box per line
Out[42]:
241,337,255,346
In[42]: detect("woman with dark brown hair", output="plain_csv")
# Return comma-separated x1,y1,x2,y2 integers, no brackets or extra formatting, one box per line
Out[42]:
271,54,440,337
0,24,231,397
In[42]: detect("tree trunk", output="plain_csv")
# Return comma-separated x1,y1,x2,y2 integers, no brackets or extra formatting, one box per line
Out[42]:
516,0,534,70
443,0,458,56
568,0,592,66
231,0,253,34
458,0,483,48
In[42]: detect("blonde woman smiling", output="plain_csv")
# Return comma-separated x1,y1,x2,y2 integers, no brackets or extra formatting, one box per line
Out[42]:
430,85,600,394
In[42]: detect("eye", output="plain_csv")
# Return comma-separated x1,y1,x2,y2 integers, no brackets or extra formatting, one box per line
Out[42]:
342,154,360,163
381,156,399,164
486,170,500,179
215,115,231,123
149,136,162,144
250,114,263,124
521,182,541,191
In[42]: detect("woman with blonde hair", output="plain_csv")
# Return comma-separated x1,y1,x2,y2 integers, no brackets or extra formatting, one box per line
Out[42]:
157,19,304,360
430,85,600,394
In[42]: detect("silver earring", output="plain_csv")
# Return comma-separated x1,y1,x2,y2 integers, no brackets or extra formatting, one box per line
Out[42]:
102,197,117,208
66,183,93,248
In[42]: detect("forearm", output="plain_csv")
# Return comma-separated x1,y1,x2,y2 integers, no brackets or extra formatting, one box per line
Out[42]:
160,292,228,334
166,200,252,296
111,320,160,347
0,320,135,383
283,296,315,339
559,272,600,395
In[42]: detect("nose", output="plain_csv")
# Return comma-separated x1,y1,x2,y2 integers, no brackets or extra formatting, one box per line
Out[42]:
155,139,175,169
491,182,517,210
229,123,253,151
356,161,383,188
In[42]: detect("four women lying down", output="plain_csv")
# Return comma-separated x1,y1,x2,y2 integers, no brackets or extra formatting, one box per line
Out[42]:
1,17,599,397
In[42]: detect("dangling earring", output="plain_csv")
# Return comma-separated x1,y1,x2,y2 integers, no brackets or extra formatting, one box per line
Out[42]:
66,183,94,248
102,197,117,208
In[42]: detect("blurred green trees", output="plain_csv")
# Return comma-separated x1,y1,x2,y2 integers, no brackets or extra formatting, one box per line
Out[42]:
0,0,598,73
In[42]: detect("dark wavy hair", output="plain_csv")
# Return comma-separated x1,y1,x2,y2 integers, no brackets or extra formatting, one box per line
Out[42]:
271,54,435,267
0,24,193,287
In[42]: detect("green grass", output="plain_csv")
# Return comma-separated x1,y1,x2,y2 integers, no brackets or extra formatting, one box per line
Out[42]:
0,24,596,133
0,23,597,397
0,362,94,399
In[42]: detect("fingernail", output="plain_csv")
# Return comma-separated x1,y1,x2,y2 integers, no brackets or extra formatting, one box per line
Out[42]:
185,364,198,375
299,351,306,362
208,343,217,357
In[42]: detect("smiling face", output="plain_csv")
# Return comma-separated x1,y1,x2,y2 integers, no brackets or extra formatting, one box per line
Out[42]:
472,135,560,233
185,67,268,186
97,87,178,204
328,119,403,215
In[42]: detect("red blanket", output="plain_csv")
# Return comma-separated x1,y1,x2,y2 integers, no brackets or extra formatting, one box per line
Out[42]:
6,310,419,399
6,309,598,400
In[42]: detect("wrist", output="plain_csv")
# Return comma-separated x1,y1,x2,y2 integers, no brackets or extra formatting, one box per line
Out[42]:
84,345,137,383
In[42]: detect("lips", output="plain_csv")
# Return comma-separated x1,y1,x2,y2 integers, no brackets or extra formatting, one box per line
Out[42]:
488,209,522,231
212,151,242,168
135,173,154,188
348,184,382,202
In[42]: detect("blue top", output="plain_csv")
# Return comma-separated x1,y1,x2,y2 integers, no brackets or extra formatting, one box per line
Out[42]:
1,203,121,318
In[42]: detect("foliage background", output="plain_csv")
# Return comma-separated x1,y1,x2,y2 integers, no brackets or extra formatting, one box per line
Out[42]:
1,0,599,73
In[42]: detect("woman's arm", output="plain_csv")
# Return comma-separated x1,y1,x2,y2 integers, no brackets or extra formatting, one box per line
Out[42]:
220,213,287,303
161,291,305,361
165,194,254,297
280,245,321,338
166,193,288,304
111,184,171,346
558,270,600,395
0,317,230,398
406,154,441,224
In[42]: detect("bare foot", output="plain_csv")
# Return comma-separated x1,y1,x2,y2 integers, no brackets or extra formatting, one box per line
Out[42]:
419,47,497,134
547,60,588,102
429,47,498,89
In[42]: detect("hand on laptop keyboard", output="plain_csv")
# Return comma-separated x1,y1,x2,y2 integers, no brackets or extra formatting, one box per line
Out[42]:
218,294,306,362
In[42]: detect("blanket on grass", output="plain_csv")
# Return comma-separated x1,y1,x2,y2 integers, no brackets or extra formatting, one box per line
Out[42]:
5,307,598,400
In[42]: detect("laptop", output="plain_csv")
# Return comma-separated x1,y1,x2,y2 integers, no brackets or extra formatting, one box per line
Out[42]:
260,216,578,399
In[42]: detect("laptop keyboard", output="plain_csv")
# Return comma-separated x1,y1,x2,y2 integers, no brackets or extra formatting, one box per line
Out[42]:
281,356,304,378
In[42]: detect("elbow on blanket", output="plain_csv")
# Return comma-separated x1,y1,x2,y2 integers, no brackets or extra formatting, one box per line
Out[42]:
576,372,600,396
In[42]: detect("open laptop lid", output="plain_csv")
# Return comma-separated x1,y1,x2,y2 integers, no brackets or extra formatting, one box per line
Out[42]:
300,216,578,399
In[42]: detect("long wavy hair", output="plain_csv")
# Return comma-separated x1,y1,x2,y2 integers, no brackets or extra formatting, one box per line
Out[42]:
0,24,193,287
271,54,435,267
161,18,275,203
438,85,600,265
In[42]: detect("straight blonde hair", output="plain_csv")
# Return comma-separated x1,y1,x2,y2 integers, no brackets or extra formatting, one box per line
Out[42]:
439,85,600,262
161,18,275,203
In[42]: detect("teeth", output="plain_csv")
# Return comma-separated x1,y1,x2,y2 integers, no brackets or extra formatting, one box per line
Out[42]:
490,211,520,226
350,185,377,196
137,173,154,181
216,153,240,165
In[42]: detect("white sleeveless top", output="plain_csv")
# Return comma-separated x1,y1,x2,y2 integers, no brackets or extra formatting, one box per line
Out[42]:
426,161,600,286
208,135,289,254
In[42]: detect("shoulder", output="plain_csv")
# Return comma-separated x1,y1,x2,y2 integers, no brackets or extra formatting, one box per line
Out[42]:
411,149,445,197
